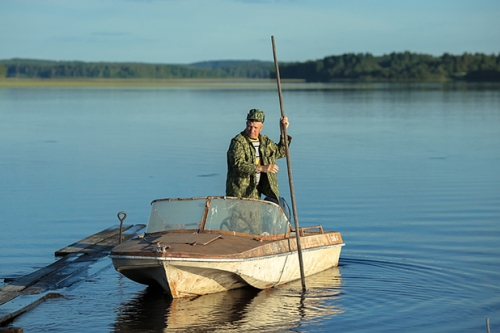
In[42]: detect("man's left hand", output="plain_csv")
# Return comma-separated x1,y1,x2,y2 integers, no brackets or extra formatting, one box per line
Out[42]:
280,116,289,129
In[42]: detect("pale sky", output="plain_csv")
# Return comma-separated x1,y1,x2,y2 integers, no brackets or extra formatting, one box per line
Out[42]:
1,0,499,64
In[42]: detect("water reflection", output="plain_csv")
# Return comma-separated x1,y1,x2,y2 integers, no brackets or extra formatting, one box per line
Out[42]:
113,267,343,332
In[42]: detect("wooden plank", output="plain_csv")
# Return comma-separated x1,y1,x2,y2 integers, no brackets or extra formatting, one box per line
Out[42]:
0,254,80,302
0,220,147,323
0,224,146,306
79,224,146,254
23,261,93,294
0,254,85,306
0,292,62,324
54,224,135,256
0,327,24,333
22,226,146,293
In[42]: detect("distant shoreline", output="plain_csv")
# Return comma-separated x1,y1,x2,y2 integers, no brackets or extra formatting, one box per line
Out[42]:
0,78,297,88
1,78,498,90
3,53,499,83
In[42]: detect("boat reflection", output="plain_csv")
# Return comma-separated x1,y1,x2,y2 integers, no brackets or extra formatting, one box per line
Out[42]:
113,266,344,332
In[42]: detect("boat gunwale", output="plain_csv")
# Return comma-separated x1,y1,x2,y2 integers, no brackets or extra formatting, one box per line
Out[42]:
109,243,345,262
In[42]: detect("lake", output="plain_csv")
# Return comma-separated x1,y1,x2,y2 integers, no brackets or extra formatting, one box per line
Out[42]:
0,82,499,332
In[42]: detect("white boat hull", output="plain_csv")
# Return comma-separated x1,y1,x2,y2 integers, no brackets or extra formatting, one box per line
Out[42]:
112,244,343,298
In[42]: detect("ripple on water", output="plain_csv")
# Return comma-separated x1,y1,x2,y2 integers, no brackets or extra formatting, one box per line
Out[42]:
336,257,498,332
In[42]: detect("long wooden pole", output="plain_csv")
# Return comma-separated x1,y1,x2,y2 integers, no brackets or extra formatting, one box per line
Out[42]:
271,35,306,291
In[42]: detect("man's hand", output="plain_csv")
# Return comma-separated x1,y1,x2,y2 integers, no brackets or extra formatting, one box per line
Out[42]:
280,116,289,129
257,164,279,174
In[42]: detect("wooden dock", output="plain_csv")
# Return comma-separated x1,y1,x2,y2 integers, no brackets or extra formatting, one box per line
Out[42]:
0,224,145,326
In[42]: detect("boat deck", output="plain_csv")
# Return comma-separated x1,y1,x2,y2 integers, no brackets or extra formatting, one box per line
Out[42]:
111,229,343,260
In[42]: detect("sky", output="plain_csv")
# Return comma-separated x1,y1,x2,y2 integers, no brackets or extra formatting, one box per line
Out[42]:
1,0,499,64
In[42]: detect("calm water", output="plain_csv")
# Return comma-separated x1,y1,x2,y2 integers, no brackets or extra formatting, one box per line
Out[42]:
1,83,499,332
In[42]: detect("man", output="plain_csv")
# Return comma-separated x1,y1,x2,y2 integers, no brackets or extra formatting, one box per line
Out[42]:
226,108,291,201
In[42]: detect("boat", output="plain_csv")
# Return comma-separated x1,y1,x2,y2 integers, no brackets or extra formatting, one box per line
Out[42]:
109,196,344,298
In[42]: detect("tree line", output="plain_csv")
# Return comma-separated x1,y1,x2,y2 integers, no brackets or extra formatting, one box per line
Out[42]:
0,59,273,80
272,52,500,82
1,52,499,82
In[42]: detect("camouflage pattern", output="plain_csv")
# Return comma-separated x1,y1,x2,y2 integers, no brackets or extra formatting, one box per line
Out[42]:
226,131,291,200
246,109,265,123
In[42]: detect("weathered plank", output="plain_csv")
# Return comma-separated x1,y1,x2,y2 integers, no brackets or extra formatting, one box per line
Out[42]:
54,224,136,256
1,225,144,298
0,254,80,302
0,292,62,325
78,224,146,254
0,327,24,333
0,224,146,323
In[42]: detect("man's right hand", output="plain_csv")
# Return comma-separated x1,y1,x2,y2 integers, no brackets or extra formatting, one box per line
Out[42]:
257,164,279,174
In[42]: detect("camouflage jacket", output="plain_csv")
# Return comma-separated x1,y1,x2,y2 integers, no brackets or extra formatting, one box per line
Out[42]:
226,131,291,200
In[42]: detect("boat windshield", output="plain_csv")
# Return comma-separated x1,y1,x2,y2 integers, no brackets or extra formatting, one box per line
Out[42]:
205,198,289,236
146,198,206,233
146,197,290,236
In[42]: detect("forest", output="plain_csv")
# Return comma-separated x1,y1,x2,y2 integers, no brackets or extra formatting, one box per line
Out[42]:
0,59,273,80
1,52,499,82
274,52,500,82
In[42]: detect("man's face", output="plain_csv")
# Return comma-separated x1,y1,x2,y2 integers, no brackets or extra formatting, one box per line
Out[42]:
245,120,263,139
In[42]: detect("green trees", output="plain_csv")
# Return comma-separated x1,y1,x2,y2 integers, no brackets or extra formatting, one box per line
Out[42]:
1,53,499,81
0,59,272,79
274,52,500,82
